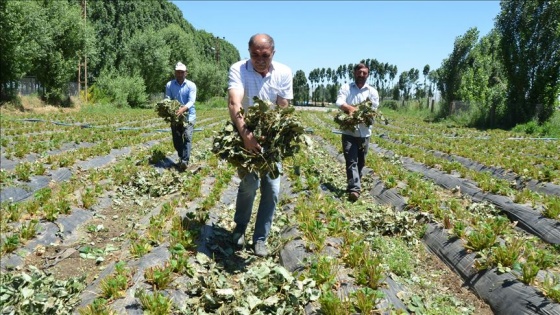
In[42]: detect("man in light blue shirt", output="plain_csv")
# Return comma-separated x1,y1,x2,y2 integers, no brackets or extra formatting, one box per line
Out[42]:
336,63,379,202
165,62,197,171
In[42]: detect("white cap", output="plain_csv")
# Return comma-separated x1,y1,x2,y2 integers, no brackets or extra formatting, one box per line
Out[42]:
175,62,187,71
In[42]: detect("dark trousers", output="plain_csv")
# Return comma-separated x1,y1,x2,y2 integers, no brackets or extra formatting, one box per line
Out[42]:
171,121,194,164
342,134,369,193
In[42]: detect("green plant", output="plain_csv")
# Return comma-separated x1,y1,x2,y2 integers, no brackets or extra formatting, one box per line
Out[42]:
100,262,132,300
542,274,560,303
543,196,560,219
15,162,32,181
308,256,338,289
82,187,97,209
4,201,21,222
78,298,117,315
519,262,540,285
465,224,496,251
34,187,52,204
319,290,352,315
453,220,467,239
353,288,383,314
0,234,20,254
130,239,152,258
490,238,523,270
19,219,39,240
356,253,385,289
144,263,174,290
135,288,173,314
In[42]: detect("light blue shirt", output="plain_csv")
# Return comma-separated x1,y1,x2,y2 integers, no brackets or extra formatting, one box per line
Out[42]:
335,82,379,138
165,79,197,122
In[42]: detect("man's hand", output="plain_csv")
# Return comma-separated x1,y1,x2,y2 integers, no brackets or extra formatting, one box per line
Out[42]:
176,106,187,116
241,129,263,155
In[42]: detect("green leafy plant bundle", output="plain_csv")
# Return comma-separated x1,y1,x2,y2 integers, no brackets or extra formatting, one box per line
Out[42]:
334,100,388,131
155,99,185,128
212,96,311,178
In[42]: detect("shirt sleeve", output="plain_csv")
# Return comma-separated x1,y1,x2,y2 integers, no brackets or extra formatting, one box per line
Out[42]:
369,87,380,109
336,84,350,108
277,67,293,100
165,82,172,99
228,63,244,92
184,82,197,108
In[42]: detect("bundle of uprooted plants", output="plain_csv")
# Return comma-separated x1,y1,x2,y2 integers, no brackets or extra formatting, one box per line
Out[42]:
212,96,311,178
334,100,388,131
155,98,185,128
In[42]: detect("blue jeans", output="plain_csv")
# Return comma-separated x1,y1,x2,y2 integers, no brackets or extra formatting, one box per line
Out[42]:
171,121,194,164
342,134,369,193
234,163,282,243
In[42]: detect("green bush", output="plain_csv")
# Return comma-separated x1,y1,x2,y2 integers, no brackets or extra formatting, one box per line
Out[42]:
381,100,398,110
91,70,148,108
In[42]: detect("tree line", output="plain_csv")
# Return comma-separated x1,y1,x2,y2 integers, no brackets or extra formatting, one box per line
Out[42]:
293,1,559,129
0,0,239,106
1,0,558,129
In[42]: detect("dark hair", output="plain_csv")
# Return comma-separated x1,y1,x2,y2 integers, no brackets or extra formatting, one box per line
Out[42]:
248,33,275,50
353,63,369,72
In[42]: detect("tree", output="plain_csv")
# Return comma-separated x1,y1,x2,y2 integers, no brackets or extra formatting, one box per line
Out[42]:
456,29,508,127
0,0,43,101
293,70,309,105
496,0,560,126
34,0,88,104
121,28,171,95
437,28,479,116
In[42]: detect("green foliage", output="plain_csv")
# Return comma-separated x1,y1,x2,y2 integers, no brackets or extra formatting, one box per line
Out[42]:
293,70,310,105
497,0,560,126
0,0,43,101
333,100,388,130
121,28,171,94
0,266,86,314
155,99,184,127
437,28,480,117
189,62,228,102
212,97,311,178
91,70,147,108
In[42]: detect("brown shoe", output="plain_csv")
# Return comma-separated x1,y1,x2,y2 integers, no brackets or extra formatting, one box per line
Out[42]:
348,192,360,202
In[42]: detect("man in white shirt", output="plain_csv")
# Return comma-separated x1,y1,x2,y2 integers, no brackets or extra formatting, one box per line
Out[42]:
336,63,379,202
227,33,293,257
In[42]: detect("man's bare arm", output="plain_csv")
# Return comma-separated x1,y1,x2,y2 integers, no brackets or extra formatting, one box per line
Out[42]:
228,88,262,154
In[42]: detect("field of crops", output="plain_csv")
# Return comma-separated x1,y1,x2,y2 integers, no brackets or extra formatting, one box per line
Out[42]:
1,104,559,314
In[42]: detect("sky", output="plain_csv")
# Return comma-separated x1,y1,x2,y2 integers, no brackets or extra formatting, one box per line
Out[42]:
171,1,502,78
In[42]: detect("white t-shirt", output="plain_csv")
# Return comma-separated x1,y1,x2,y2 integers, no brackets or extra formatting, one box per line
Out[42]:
335,82,380,138
228,59,293,111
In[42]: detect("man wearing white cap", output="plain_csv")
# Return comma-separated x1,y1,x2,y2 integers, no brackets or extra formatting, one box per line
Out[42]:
165,62,197,171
